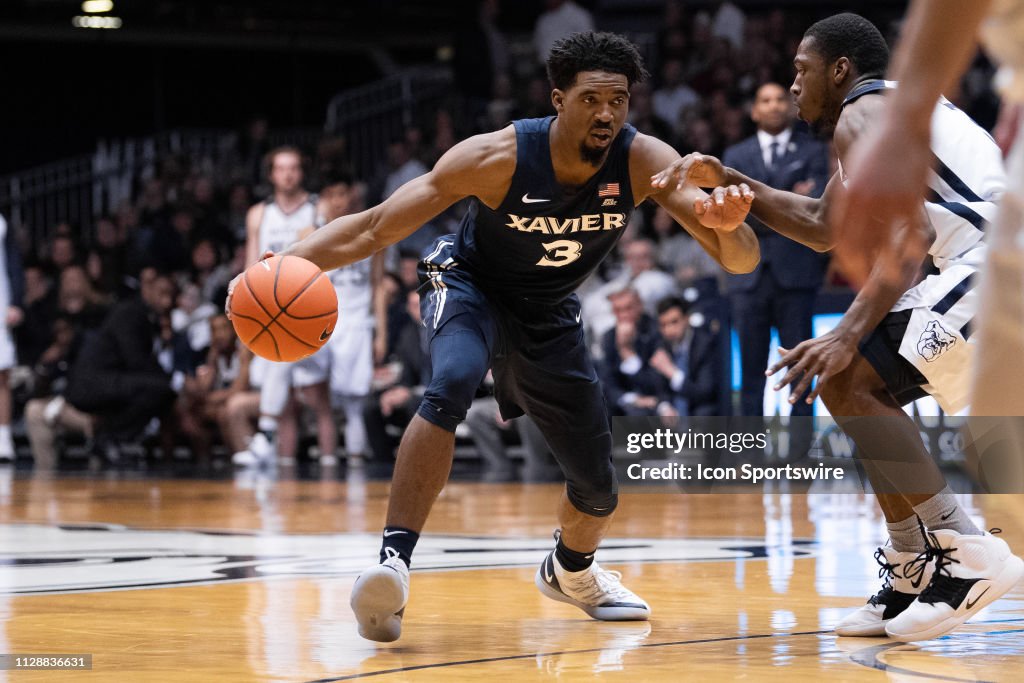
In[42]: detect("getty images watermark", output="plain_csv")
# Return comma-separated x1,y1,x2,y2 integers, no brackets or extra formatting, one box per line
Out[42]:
610,415,1024,494
623,425,846,485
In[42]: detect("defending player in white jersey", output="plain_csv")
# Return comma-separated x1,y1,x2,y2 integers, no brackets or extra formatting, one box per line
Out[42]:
654,12,1022,642
235,146,336,467
831,0,1024,496
297,173,383,467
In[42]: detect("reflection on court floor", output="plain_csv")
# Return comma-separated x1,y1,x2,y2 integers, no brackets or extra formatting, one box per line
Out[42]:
0,473,1020,681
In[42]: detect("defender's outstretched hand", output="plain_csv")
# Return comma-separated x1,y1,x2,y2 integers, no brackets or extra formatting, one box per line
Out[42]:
650,153,728,191
693,184,755,232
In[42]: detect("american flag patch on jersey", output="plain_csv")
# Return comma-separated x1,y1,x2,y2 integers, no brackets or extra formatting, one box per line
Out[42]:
597,183,620,197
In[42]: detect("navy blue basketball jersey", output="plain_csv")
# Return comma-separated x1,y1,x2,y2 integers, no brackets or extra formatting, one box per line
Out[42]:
451,117,637,305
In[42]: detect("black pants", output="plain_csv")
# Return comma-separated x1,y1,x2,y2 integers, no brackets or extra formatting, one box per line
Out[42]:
66,371,175,442
731,271,817,417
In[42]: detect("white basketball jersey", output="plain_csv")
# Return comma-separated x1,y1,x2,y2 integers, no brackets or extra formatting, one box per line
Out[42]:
257,196,317,255
840,80,1006,268
329,258,374,323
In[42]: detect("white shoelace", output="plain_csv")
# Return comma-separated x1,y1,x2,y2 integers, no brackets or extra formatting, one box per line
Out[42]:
564,566,636,605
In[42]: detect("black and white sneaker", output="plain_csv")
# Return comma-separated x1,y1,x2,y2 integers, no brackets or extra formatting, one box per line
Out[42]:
886,528,1024,641
834,546,934,636
535,538,650,621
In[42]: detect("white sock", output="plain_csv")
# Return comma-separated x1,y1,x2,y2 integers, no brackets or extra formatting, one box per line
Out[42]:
257,416,278,433
0,425,11,443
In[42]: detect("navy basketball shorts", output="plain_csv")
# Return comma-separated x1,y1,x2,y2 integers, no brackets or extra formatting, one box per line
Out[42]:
416,237,618,516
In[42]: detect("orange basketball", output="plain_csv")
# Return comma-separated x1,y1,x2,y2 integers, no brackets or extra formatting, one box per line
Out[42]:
230,255,338,362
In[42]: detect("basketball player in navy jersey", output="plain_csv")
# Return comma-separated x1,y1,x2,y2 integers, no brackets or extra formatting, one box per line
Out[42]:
654,13,1023,642
229,31,759,642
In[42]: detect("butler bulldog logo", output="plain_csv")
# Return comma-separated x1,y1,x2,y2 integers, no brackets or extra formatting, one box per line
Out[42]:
917,320,957,362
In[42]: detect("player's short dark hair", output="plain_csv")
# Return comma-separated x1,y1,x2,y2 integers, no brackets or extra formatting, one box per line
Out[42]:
656,296,690,317
546,31,649,91
803,13,889,78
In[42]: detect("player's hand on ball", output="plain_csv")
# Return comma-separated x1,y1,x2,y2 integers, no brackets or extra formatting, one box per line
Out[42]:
694,184,754,232
651,153,728,191
225,251,275,318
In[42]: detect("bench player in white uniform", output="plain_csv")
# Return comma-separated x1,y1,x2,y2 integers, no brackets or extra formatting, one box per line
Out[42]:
297,173,382,467
0,213,24,463
235,146,336,466
654,12,1022,642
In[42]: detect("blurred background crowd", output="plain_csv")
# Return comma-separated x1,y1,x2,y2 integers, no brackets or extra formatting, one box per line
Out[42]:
0,0,1002,477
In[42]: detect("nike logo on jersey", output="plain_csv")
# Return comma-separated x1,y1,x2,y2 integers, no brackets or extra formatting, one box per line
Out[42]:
965,584,990,610
506,213,627,234
522,194,550,204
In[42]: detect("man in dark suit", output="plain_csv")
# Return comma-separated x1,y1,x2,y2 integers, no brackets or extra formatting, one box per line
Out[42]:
597,288,670,417
649,296,725,416
722,82,829,416
65,270,189,462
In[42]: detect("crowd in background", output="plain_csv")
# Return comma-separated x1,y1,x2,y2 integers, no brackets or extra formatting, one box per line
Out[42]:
1,0,1002,473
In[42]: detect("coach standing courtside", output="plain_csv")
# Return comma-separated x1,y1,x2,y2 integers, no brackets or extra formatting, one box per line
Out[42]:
723,83,829,416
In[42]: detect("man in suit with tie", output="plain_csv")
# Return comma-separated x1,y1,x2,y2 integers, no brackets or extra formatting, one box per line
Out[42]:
649,296,725,416
722,82,829,416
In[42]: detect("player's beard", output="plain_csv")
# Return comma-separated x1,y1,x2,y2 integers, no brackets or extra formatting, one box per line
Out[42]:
808,87,842,137
579,141,607,167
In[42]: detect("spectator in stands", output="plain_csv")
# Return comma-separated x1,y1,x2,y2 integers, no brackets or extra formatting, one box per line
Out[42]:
584,239,678,338
627,81,672,141
86,216,126,295
64,270,188,464
16,264,56,368
533,0,594,64
224,182,253,245
649,296,725,416
521,74,553,119
721,82,828,416
364,290,429,462
705,1,746,51
57,265,109,331
653,59,700,131
171,280,217,357
177,313,248,464
23,315,94,469
47,234,78,274
651,206,723,291
189,238,225,305
465,382,560,482
597,288,671,418
0,211,23,463
383,136,428,200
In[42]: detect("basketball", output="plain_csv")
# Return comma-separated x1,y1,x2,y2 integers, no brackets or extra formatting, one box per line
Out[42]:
230,254,338,362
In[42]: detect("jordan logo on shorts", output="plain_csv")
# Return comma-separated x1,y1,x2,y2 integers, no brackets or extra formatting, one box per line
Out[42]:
917,320,957,362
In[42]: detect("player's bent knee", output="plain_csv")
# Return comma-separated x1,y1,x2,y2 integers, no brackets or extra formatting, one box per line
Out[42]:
566,484,618,517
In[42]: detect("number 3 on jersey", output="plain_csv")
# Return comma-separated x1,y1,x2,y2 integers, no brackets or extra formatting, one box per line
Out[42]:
537,239,582,267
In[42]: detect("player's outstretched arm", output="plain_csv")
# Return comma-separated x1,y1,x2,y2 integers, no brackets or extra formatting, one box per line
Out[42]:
632,134,759,274
830,0,992,286
651,151,838,252
281,129,515,272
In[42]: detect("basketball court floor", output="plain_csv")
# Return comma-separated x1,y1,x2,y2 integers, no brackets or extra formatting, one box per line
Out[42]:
0,471,1021,681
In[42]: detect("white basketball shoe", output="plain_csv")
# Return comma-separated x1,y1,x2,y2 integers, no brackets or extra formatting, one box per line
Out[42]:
350,553,410,642
886,529,1024,641
231,432,275,467
535,534,650,621
835,546,934,637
